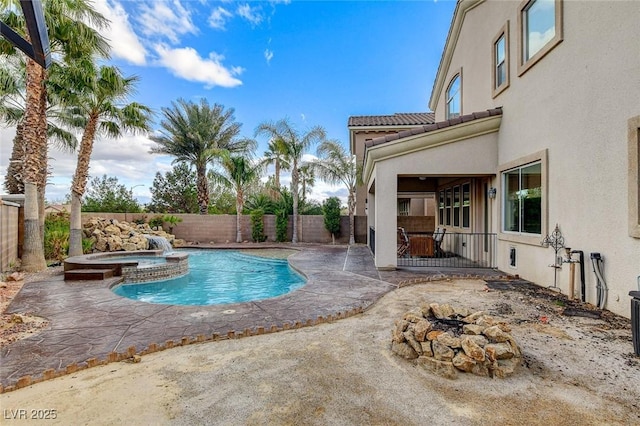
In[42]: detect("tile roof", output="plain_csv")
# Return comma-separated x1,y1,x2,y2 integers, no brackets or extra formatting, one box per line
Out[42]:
348,112,435,127
364,107,503,149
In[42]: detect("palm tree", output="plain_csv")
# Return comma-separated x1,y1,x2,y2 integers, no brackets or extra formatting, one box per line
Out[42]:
0,0,109,271
262,138,290,189
151,99,254,215
209,152,262,243
1,57,78,194
52,61,152,256
310,140,362,245
255,118,326,243
298,163,315,202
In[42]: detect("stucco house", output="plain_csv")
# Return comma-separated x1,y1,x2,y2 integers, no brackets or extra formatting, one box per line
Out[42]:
355,0,640,318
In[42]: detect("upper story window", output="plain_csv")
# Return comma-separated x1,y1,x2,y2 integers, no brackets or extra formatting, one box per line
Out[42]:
492,22,510,97
398,199,410,216
518,0,563,75
446,73,461,119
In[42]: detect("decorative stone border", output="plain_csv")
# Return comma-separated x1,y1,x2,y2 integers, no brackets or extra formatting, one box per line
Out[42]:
0,307,365,394
391,301,522,379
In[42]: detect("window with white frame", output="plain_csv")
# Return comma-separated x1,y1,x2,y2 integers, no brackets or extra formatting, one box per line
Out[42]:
492,22,509,97
518,0,563,75
462,183,471,228
438,183,471,228
503,162,542,234
398,199,410,216
446,74,461,119
453,186,461,227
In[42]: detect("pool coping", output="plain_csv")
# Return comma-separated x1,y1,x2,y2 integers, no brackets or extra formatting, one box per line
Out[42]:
0,244,506,393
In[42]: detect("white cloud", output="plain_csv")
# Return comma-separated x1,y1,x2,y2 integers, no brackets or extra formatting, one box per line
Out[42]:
237,3,263,26
527,28,555,58
137,0,197,45
154,44,243,88
208,6,233,30
264,48,274,64
93,0,147,65
300,113,306,122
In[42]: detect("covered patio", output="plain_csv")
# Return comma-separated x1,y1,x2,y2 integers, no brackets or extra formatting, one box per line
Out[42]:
364,108,503,270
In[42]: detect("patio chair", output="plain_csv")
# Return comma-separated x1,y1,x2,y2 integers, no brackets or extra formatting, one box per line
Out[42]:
433,227,446,257
397,227,410,257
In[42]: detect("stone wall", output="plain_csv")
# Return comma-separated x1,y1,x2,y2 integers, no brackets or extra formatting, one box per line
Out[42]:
81,213,368,244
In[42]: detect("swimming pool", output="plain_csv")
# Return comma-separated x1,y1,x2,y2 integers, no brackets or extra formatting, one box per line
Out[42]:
112,250,306,305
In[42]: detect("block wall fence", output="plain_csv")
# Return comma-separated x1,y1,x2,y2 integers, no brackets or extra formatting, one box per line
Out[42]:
0,199,21,272
80,213,369,245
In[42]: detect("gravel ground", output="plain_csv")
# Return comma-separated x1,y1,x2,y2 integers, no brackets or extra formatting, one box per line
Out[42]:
1,278,638,425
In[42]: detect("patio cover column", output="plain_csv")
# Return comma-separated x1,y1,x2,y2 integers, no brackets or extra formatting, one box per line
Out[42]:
374,163,397,270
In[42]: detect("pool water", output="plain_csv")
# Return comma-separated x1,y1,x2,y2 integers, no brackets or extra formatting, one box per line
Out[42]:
112,250,306,305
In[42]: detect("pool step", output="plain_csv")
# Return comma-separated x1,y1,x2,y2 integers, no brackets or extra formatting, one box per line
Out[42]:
65,268,115,281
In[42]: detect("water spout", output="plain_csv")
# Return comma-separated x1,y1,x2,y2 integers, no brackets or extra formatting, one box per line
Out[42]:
145,235,173,254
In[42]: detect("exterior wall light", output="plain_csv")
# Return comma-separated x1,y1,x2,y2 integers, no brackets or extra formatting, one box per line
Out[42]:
488,187,497,199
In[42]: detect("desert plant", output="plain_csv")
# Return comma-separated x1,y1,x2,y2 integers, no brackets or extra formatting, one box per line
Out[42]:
250,209,267,242
149,215,164,229
163,215,182,233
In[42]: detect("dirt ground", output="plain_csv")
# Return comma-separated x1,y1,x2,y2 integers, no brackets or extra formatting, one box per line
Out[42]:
1,272,639,425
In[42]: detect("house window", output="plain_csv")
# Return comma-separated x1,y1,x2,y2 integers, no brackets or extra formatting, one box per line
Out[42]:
446,74,461,119
492,22,510,97
518,0,563,75
503,162,542,234
445,188,452,225
398,199,410,216
462,183,471,228
629,116,640,238
453,186,460,227
438,191,444,225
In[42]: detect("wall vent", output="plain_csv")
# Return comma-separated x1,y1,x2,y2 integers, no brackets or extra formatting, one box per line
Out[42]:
509,246,517,268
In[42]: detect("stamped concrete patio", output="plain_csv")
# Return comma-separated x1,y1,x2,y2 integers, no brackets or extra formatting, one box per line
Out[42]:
0,244,503,390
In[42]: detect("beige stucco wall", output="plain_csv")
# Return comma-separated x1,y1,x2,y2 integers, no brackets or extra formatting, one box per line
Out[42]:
432,0,640,317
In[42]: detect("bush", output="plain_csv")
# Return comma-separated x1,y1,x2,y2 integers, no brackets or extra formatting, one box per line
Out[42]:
323,197,341,244
250,209,267,242
149,215,164,229
162,215,182,233
44,212,70,261
275,209,288,242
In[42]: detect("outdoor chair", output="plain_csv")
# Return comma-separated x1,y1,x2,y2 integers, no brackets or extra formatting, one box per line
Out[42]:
433,227,446,257
397,227,410,257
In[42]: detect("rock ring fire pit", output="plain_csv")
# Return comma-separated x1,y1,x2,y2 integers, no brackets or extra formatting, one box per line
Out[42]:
391,302,522,379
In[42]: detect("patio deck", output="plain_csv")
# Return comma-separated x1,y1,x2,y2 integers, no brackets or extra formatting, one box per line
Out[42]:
0,244,505,391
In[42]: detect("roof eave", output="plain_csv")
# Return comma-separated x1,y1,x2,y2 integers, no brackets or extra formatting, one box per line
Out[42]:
363,113,501,184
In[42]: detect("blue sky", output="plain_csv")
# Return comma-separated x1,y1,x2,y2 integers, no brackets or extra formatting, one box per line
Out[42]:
0,0,457,205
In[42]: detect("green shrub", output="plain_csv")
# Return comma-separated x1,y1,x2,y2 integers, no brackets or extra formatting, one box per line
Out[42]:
323,197,341,244
275,209,288,242
149,215,164,229
250,209,267,242
162,215,182,233
82,238,94,254
44,212,70,261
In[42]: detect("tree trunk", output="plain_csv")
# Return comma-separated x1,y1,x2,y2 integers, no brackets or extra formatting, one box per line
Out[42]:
291,165,299,243
4,122,25,194
22,183,47,271
69,193,83,257
21,59,47,272
274,160,280,188
348,190,356,245
236,190,243,243
196,163,209,215
35,65,48,244
69,115,99,257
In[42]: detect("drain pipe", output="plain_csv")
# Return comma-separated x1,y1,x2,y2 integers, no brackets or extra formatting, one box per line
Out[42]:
571,250,586,302
590,253,608,309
